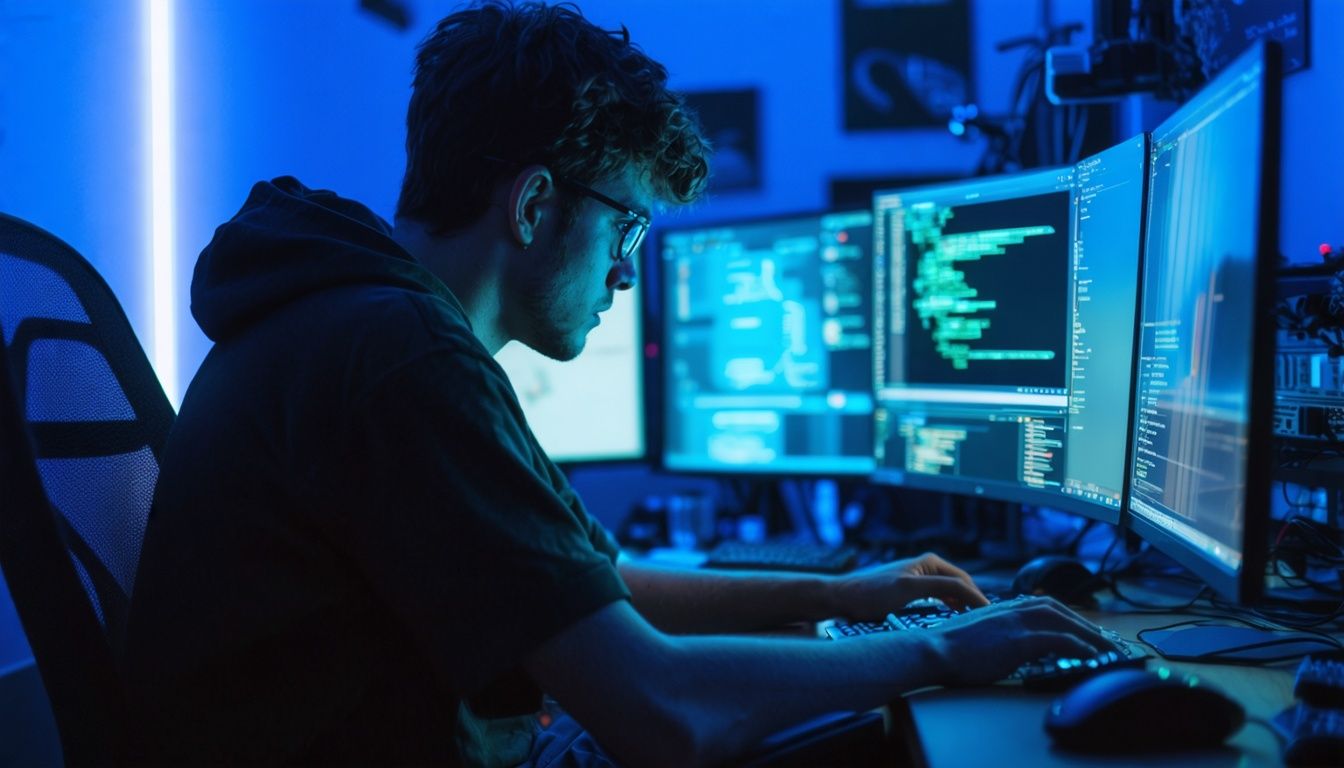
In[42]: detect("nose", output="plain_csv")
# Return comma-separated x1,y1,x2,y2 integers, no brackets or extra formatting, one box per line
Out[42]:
607,255,638,291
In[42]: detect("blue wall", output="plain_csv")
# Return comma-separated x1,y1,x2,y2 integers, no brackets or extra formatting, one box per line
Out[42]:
10,0,1337,407
0,1,147,348
0,0,1340,719
165,0,1091,397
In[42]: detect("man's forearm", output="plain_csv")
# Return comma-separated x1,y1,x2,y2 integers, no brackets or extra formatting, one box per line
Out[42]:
666,630,945,765
618,556,838,634
529,596,1113,767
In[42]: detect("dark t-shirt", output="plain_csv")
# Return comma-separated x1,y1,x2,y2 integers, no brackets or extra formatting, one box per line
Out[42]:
122,179,629,765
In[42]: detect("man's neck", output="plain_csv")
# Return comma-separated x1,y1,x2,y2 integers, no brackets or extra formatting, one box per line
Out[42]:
390,217,510,355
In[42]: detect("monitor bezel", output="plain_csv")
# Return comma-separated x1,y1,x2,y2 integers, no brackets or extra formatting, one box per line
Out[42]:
654,207,878,478
1123,41,1280,604
867,152,1149,526
873,469,1124,525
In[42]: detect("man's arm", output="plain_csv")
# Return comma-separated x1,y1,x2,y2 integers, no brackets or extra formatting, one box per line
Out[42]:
618,551,989,634
525,596,1111,768
618,555,834,633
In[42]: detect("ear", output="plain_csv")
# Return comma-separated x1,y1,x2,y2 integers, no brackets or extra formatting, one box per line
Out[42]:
507,165,556,249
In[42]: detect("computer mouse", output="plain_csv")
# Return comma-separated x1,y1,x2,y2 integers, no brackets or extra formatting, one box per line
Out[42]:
1044,668,1245,753
1010,555,1107,607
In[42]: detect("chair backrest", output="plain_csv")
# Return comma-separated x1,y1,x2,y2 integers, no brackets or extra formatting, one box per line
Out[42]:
0,213,175,764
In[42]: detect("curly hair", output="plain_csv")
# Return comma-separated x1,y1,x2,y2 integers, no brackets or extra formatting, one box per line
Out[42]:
396,1,710,234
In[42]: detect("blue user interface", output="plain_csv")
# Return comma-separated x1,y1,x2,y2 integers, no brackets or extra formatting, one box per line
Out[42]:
661,210,875,475
1126,42,1278,600
873,135,1148,523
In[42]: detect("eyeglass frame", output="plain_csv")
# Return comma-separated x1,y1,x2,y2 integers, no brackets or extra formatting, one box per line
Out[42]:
483,155,650,263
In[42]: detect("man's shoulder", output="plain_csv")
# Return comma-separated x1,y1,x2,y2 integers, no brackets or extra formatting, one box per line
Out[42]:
289,280,487,372
316,280,475,343
310,285,516,411
206,279,501,422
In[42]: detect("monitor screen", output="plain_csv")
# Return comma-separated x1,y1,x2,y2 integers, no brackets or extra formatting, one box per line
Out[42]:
1125,41,1279,602
495,285,645,463
660,210,875,475
872,136,1149,523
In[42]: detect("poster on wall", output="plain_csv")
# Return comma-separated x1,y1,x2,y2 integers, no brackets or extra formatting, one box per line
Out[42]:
842,0,972,131
682,88,761,192
1176,0,1309,77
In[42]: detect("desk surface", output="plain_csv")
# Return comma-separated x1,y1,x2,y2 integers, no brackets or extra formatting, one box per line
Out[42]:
905,608,1295,767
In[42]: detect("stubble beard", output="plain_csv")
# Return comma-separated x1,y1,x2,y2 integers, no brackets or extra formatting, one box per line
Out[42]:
519,227,587,362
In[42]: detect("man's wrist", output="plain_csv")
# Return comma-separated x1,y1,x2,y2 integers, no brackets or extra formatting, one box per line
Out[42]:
812,573,850,619
919,631,953,687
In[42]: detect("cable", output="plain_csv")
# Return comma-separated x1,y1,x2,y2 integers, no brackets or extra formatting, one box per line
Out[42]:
1271,560,1344,598
1063,518,1097,557
1095,528,1125,576
1204,586,1344,631
1278,517,1344,560
1110,579,1212,613
1066,106,1089,165
1135,616,1343,665
1280,482,1316,512
1264,516,1344,609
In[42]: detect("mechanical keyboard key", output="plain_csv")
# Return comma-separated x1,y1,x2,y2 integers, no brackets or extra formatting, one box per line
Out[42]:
824,620,895,640
1284,704,1344,767
1294,655,1344,710
1016,650,1147,691
826,600,1147,689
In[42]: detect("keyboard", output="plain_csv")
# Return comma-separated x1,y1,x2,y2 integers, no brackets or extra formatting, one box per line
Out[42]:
1294,655,1344,709
1283,704,1344,766
823,599,1146,691
703,540,858,574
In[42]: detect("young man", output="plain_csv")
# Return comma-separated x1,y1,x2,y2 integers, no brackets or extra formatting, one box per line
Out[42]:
123,2,1114,765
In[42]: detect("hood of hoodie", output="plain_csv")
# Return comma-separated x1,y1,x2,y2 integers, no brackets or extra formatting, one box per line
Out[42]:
191,176,461,342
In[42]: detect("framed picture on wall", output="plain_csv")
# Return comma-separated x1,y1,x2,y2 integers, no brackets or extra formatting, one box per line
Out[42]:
1176,0,1308,77
682,88,761,193
842,0,972,131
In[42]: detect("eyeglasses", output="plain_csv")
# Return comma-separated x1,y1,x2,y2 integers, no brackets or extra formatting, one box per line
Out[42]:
551,175,650,263
483,155,650,262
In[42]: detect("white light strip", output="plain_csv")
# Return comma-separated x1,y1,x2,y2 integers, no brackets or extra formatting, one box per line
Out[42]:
879,388,1069,407
146,0,178,405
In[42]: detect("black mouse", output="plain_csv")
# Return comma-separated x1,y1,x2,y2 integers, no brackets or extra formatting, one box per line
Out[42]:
1010,555,1107,606
1044,668,1245,753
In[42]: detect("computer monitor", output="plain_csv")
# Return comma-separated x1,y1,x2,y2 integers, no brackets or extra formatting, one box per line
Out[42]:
1125,41,1280,602
872,135,1149,523
660,210,875,475
495,285,645,463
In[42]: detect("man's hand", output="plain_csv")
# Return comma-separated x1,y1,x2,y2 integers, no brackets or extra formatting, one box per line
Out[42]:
827,551,990,620
925,596,1120,686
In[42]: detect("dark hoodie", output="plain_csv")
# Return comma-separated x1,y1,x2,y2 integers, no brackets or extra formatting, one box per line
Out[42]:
122,178,629,766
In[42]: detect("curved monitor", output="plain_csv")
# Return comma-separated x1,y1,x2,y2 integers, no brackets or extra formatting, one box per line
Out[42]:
1125,41,1280,603
660,210,875,475
872,136,1149,524
495,285,645,464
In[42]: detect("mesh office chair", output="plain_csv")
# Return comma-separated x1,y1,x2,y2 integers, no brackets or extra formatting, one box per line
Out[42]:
0,213,175,765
